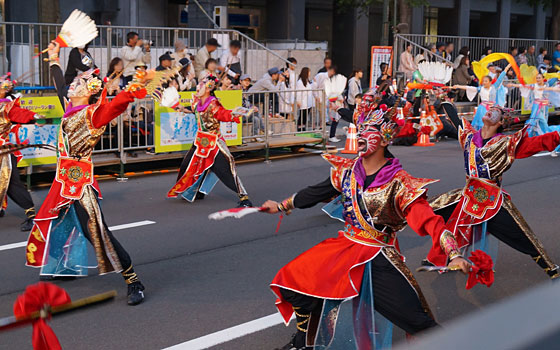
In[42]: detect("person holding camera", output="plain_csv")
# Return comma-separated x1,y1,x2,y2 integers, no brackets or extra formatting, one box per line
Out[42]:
120,31,151,83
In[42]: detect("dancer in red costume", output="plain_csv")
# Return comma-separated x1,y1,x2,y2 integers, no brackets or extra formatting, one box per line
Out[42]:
167,75,253,207
261,105,470,350
25,41,151,305
426,106,560,279
0,75,43,231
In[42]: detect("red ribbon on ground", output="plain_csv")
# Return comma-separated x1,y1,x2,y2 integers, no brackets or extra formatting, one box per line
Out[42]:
13,283,71,350
466,250,494,289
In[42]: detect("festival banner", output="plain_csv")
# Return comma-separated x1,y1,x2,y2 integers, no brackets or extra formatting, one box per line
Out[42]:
9,124,58,167
154,90,243,153
369,46,393,88
19,96,64,119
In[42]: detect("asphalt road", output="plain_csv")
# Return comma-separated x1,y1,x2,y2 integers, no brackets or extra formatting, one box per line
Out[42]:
1,140,559,350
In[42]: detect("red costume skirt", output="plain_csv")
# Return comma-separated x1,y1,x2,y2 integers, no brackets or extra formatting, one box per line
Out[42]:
270,227,397,324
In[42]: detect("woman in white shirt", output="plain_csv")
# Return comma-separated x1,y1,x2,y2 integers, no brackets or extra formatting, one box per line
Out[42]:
278,58,298,117
296,67,314,131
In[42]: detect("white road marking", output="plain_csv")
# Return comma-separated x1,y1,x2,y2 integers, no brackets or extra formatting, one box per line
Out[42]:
106,220,156,231
162,313,292,350
533,152,552,157
0,220,156,252
0,241,27,251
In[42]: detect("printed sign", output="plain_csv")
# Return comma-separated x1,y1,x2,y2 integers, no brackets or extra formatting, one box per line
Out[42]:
370,46,393,88
19,96,64,119
9,124,58,167
154,90,243,153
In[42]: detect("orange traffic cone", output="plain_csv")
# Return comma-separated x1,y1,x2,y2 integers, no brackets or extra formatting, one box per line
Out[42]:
413,111,435,147
341,123,358,154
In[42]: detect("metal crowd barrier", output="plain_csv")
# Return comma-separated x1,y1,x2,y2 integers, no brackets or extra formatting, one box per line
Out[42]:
394,33,558,65
87,89,326,160
0,22,293,87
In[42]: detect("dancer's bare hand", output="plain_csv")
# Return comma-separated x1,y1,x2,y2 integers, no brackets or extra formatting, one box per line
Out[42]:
47,41,60,56
261,200,279,214
448,257,471,274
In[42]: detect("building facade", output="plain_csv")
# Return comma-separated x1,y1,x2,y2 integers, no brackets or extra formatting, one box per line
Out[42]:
3,0,556,76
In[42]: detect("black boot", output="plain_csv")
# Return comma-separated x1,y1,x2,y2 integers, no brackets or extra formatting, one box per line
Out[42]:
0,209,5,217
20,208,35,232
237,195,253,208
122,265,145,305
275,332,308,350
127,281,145,305
532,255,560,280
195,192,206,200
275,307,311,350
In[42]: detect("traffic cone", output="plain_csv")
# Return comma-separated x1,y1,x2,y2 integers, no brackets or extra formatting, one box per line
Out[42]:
341,123,358,154
413,111,435,147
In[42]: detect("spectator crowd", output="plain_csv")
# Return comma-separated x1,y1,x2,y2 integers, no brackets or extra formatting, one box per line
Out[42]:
398,41,560,102
60,31,367,145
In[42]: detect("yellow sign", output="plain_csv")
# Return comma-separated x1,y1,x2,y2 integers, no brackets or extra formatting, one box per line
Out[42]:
19,96,64,119
154,90,243,153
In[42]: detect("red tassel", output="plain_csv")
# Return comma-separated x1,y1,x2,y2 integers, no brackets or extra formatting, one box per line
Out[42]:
466,250,494,289
275,214,284,234
13,283,71,350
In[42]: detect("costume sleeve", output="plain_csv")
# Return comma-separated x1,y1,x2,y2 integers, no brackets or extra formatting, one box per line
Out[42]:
7,104,36,123
404,196,460,260
91,89,146,129
337,108,354,124
50,63,67,109
293,177,340,209
494,70,507,88
212,102,240,123
515,130,560,159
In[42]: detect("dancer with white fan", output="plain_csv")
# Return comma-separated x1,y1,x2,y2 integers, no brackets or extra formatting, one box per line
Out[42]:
24,10,158,306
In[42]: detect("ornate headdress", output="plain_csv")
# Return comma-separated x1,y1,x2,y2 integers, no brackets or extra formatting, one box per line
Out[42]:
198,75,219,92
359,105,405,143
357,90,382,116
0,73,15,92
67,68,102,98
